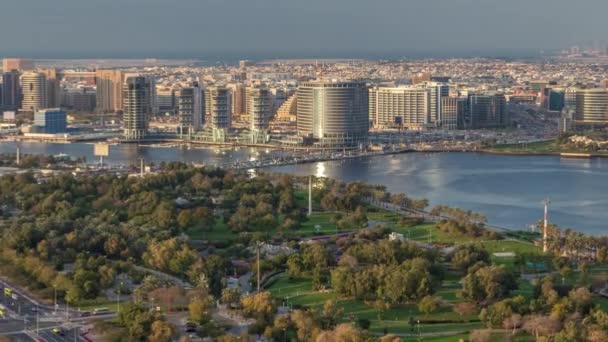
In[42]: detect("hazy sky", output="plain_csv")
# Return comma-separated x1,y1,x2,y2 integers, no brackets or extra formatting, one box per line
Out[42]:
1,0,606,59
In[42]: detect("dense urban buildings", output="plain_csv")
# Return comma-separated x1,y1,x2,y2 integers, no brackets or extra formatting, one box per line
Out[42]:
3,58,34,71
297,80,369,146
4,57,608,142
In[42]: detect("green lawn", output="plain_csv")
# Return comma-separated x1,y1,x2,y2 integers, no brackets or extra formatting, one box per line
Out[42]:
267,274,481,337
296,212,340,237
489,140,558,153
488,139,608,156
186,220,238,242
481,240,538,255
393,224,483,244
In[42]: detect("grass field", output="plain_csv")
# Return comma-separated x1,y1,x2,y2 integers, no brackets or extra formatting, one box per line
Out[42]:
186,220,238,242
487,139,608,156
267,274,482,337
487,140,560,154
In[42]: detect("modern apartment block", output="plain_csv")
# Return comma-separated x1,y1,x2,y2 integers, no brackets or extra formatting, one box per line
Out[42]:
123,76,152,140
95,70,124,113
369,82,450,130
297,80,368,146
247,86,273,143
34,108,67,134
575,89,608,123
1,70,21,110
466,93,508,128
20,71,47,112
177,85,204,137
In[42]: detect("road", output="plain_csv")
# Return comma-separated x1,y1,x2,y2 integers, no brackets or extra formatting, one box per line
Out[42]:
133,266,192,288
0,278,114,342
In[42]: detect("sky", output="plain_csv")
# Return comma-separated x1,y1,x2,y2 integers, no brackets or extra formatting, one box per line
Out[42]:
1,0,606,60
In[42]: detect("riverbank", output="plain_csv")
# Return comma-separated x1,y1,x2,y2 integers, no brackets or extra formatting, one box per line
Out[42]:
479,139,608,158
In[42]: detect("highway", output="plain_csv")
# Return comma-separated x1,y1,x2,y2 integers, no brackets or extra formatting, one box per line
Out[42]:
0,278,106,342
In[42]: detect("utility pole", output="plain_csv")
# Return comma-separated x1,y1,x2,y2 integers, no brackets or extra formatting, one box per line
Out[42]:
256,241,263,292
16,147,20,165
53,285,57,314
543,198,550,253
140,158,144,177
308,176,312,216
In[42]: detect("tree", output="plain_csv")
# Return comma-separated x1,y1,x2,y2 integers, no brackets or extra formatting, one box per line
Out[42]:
291,309,321,341
417,296,441,316
450,244,490,272
189,296,212,324
469,329,492,342
503,314,523,335
522,315,561,339
241,292,276,319
177,209,195,229
321,299,344,329
286,254,304,277
149,320,175,342
460,265,517,302
316,324,365,342
453,302,478,317
373,299,390,321
220,288,242,309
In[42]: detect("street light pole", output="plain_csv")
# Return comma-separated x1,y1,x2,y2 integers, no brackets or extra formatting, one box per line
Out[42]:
117,282,123,313
53,285,57,314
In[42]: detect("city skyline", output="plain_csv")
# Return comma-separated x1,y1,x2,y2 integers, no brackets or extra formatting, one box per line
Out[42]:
3,0,608,59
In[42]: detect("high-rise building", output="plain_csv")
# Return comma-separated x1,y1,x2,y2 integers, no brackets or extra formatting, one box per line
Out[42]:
440,97,462,130
276,94,297,122
40,69,60,108
575,89,608,123
297,80,368,146
467,93,508,128
34,108,67,134
95,70,124,113
156,87,176,113
205,86,231,129
547,89,565,112
227,83,246,119
1,70,21,110
426,82,450,125
123,76,152,140
177,85,204,137
247,87,273,143
62,88,96,112
369,86,430,129
20,72,47,112
3,59,34,71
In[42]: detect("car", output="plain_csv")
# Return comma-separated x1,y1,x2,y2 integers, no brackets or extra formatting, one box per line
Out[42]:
31,306,38,312
80,311,91,317
185,322,197,333
52,328,65,336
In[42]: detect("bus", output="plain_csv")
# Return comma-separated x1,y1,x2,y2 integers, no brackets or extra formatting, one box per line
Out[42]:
93,307,110,315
